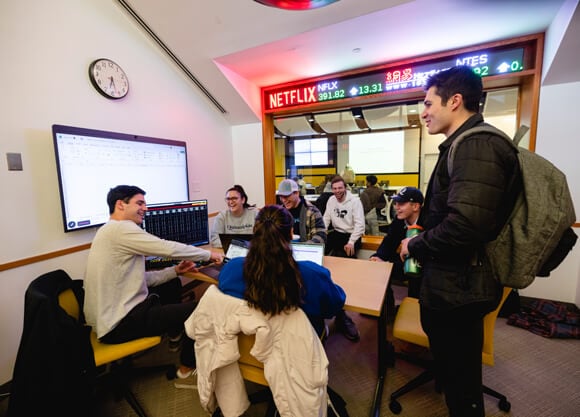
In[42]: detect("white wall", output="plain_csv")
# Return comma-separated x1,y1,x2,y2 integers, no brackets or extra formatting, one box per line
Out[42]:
232,123,266,208
519,81,580,304
0,0,236,384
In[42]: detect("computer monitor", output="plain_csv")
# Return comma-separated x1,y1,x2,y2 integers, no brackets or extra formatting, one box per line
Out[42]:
143,200,209,246
52,124,189,232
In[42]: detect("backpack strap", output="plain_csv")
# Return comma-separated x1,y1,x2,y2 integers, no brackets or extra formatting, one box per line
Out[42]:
512,125,530,146
447,123,517,176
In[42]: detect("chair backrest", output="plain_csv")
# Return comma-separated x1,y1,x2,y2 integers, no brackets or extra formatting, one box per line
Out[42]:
482,287,512,366
58,288,81,321
237,333,268,386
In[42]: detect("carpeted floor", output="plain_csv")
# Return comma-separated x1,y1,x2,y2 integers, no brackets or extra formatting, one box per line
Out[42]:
1,284,578,417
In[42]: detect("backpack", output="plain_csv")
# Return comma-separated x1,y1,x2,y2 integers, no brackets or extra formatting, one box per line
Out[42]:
448,124,577,289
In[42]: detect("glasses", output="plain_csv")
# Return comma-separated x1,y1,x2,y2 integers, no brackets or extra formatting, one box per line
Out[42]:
225,197,240,202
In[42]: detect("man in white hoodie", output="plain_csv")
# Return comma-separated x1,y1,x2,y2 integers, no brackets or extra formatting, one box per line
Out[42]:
322,175,365,341
323,176,366,258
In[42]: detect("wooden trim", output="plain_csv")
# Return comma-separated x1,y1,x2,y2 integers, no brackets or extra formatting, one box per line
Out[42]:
262,112,277,205
1,220,576,273
0,243,92,272
0,211,222,272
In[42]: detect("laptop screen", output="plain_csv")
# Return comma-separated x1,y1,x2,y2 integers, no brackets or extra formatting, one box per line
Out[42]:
219,233,253,253
225,239,250,260
291,242,325,266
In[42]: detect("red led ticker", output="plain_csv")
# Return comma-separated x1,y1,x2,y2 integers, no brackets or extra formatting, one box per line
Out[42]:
268,84,318,109
386,68,413,84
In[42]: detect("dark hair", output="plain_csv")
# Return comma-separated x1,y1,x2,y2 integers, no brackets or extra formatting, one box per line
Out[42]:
226,184,255,209
330,175,346,187
106,185,146,214
425,66,483,113
243,205,303,315
366,175,378,185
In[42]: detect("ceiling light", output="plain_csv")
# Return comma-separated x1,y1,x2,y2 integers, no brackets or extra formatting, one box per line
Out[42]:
253,0,340,10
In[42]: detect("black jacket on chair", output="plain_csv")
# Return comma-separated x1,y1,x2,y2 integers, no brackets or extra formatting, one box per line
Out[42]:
8,270,96,417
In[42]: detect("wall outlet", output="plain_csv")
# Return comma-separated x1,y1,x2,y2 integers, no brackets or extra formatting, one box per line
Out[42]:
6,153,23,171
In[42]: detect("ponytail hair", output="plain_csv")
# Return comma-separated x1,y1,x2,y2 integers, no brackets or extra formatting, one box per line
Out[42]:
243,205,303,315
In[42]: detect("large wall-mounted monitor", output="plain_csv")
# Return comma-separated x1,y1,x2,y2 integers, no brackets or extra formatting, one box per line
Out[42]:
52,124,189,232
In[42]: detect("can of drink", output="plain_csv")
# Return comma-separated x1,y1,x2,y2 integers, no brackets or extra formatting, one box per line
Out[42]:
403,225,423,277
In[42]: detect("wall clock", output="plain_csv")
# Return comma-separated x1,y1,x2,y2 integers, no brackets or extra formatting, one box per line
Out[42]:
88,58,129,99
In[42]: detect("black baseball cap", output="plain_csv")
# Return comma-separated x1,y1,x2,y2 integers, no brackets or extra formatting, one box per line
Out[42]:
391,187,424,204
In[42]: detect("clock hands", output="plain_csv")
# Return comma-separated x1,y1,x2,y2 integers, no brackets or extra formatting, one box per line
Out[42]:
109,76,116,91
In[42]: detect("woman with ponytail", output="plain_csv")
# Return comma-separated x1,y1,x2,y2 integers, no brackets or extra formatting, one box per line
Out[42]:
218,204,345,334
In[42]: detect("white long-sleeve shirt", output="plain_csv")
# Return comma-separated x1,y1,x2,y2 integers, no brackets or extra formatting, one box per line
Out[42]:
323,191,366,245
84,219,210,338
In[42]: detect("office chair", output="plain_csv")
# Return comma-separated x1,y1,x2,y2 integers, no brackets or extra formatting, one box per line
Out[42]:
388,287,512,415
12,269,169,417
209,326,347,417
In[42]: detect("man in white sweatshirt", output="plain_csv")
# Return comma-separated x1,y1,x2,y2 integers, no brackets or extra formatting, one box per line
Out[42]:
323,176,366,258
322,175,365,341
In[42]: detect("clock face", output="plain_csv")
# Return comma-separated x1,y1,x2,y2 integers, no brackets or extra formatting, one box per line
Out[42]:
89,58,129,99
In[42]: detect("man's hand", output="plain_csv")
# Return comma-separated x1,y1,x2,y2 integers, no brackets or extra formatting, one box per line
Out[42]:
369,256,384,262
174,260,198,275
210,251,225,263
400,237,411,262
344,242,355,257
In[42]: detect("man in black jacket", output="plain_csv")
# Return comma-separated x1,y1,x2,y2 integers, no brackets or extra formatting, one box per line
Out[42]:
400,66,521,417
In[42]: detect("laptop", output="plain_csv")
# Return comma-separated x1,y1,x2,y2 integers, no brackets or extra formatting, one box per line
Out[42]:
200,239,250,279
291,242,325,266
219,233,253,253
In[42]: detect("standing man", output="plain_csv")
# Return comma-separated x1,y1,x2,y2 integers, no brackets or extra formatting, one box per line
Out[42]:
277,179,326,244
370,186,423,317
400,66,521,417
360,174,387,236
322,175,365,342
84,185,224,380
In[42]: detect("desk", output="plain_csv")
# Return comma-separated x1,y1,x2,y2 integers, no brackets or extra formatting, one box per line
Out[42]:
183,255,392,417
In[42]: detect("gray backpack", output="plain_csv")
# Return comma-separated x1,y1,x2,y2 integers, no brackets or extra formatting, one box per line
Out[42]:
448,124,577,289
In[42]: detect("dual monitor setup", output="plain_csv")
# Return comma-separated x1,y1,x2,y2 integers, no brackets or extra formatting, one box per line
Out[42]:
51,124,324,270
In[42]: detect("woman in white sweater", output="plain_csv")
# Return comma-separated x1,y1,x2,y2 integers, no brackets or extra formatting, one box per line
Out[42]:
210,184,257,247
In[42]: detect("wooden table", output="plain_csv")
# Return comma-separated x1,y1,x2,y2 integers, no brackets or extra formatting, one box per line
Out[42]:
183,255,392,417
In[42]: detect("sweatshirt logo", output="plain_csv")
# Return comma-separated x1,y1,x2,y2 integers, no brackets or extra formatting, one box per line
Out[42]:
334,208,348,219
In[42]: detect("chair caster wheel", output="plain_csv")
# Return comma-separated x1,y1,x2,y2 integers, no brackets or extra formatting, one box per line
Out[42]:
499,398,511,412
389,399,402,414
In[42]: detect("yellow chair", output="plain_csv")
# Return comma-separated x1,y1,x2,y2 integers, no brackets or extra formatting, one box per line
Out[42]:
389,287,512,414
234,333,277,416
59,288,164,416
212,327,335,417
10,270,169,417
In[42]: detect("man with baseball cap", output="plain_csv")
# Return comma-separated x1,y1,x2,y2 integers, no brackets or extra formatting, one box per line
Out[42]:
370,186,424,318
391,186,424,205
277,179,326,244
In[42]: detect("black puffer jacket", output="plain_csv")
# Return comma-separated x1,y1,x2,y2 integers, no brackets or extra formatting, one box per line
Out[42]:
409,114,520,311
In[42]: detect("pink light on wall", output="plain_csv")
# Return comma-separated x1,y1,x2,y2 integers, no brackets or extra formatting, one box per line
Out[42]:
254,0,340,10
